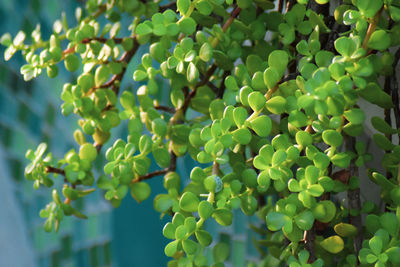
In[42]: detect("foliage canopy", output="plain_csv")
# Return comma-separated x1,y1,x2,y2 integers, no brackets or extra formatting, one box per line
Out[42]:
3,0,400,266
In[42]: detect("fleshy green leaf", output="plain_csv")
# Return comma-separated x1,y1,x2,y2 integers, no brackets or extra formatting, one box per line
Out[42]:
356,0,383,19
367,30,391,51
212,208,233,226
179,191,200,212
320,236,344,254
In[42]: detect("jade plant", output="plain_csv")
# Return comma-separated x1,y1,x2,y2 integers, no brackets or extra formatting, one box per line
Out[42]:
3,0,400,265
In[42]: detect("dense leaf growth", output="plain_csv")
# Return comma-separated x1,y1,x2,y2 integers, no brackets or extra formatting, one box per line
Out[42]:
3,0,400,265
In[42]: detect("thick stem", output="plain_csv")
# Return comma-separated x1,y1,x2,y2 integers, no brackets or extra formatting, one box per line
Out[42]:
286,0,296,12
304,226,316,262
391,48,400,135
384,77,393,142
213,162,220,176
265,84,279,100
278,0,284,13
345,136,363,259
307,0,330,18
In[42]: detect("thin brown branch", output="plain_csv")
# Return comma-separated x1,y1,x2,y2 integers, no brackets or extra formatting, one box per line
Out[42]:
45,166,65,176
91,38,139,154
265,84,279,100
82,37,124,44
362,7,384,51
169,150,177,172
155,105,175,113
132,168,170,183
132,152,177,184
88,37,139,94
95,143,102,153
179,64,217,120
197,64,218,88
207,81,219,94
131,141,177,185
62,35,125,61
222,6,241,32
62,46,75,56
110,37,140,95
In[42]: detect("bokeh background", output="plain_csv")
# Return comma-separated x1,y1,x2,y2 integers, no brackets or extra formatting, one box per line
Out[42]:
0,1,263,266
0,1,168,266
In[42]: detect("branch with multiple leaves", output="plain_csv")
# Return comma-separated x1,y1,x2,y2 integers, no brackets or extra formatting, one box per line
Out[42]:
3,0,400,266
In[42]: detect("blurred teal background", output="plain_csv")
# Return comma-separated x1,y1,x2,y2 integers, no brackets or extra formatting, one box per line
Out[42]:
0,1,262,266
0,1,169,266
